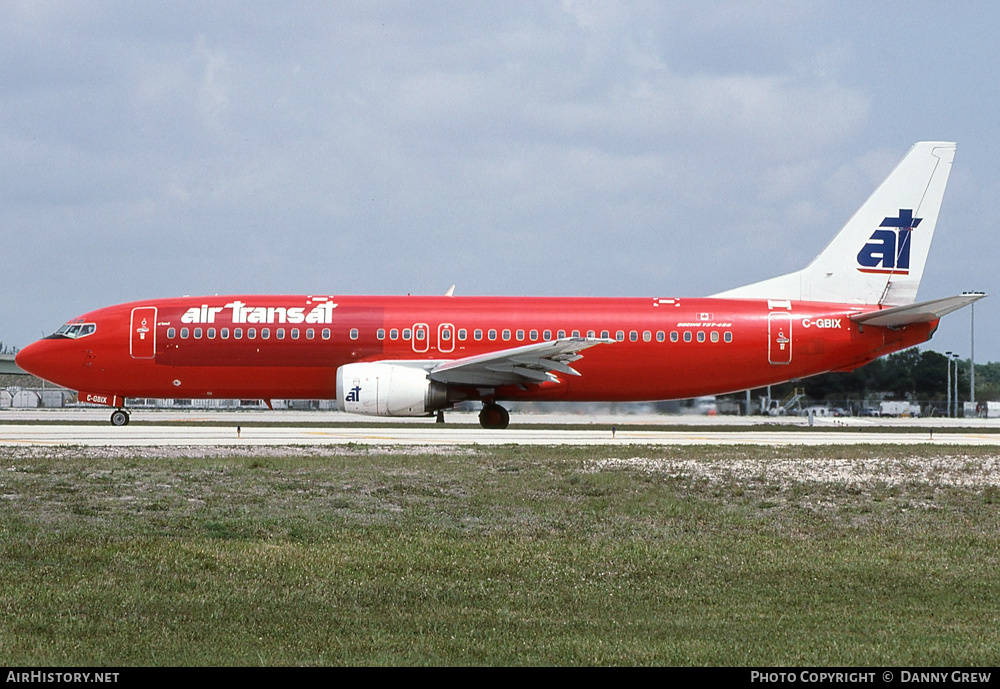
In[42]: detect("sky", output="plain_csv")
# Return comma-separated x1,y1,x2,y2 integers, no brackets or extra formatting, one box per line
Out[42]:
3,1,998,363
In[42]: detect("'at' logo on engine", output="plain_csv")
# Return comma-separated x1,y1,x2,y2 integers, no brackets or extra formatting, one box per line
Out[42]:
857,209,921,275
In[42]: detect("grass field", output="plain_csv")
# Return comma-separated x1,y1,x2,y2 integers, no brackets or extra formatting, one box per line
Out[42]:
2,443,999,666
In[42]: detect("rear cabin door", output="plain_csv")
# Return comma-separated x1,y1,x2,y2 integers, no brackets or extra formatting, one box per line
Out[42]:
130,307,157,359
768,312,792,365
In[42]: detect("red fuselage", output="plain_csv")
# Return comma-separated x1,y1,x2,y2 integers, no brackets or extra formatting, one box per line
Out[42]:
16,294,935,405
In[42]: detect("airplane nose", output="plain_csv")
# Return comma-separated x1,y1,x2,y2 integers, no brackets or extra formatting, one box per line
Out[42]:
15,340,51,379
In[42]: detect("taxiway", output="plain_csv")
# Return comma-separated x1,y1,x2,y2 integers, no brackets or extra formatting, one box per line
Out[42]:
1,410,999,447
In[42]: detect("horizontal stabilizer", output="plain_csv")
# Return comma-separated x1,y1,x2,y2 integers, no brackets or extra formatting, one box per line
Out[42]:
850,292,986,328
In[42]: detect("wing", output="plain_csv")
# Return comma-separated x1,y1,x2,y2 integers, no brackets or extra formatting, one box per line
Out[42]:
428,337,615,387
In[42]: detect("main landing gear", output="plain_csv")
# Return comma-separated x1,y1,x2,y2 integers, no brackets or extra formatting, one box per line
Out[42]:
110,409,130,426
478,402,510,430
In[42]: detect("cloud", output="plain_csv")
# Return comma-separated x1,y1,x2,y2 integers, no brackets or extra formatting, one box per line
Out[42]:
2,2,996,360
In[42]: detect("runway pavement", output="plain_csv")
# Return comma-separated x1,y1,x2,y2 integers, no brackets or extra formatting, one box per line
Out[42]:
2,409,1000,446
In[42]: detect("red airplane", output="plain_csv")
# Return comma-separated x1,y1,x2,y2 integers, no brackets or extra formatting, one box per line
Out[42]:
16,142,984,428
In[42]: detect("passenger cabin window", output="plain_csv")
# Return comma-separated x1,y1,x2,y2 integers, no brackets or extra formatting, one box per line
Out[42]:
377,328,386,340
167,327,176,339
350,328,359,340
261,328,270,340
291,328,300,340
322,328,331,340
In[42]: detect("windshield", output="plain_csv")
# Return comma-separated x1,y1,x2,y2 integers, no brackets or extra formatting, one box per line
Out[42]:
49,322,97,339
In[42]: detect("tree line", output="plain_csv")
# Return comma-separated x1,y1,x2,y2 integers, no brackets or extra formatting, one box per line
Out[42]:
756,348,1000,408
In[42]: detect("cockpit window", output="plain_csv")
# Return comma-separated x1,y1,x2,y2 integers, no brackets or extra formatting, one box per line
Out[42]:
50,322,97,339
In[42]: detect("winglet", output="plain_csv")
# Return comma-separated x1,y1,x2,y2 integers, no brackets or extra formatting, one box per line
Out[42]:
444,285,456,297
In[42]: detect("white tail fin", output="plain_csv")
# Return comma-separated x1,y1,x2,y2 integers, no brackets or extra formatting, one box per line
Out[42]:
713,142,956,306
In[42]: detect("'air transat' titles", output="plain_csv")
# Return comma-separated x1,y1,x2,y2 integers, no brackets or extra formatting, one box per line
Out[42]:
180,301,337,325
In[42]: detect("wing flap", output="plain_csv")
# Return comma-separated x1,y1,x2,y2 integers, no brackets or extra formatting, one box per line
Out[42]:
429,337,614,387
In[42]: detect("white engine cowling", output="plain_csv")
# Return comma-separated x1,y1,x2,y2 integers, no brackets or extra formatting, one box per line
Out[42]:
336,362,449,416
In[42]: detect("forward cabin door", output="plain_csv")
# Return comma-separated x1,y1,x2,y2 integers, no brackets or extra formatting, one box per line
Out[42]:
768,312,792,365
130,306,157,359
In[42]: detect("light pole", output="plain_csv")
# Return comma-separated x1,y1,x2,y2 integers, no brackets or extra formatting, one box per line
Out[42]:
971,299,976,408
946,351,952,418
952,353,961,418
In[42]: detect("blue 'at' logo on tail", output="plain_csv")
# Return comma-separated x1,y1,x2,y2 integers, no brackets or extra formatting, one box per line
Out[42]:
857,209,922,275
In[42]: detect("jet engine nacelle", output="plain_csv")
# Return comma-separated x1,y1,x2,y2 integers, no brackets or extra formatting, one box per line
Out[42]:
336,362,449,416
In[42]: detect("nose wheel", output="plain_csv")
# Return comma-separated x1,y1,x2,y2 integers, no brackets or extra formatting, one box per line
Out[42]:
110,409,130,426
478,402,510,430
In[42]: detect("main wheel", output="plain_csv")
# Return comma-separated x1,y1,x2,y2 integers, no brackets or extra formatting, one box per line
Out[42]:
110,409,130,426
478,403,510,430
